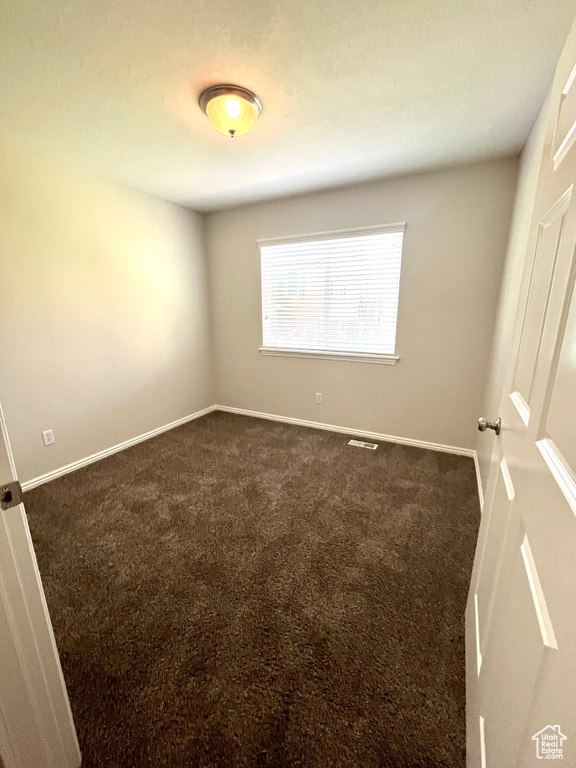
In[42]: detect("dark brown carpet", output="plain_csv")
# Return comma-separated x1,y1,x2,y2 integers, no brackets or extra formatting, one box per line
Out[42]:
25,411,479,768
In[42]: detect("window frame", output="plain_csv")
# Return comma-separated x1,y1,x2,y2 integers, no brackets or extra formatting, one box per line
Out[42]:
258,223,405,365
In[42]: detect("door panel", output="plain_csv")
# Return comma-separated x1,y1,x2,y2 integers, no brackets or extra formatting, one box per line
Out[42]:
553,63,576,170
511,188,571,406
480,530,552,767
468,16,576,768
0,402,80,768
541,275,576,472
474,456,516,655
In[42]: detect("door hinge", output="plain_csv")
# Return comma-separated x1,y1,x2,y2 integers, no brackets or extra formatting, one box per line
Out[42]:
1,481,23,510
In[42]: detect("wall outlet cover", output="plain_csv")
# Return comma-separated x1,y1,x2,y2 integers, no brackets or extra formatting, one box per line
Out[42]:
42,429,55,446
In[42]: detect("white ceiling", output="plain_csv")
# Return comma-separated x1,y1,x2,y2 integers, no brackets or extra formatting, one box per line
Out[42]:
0,0,574,211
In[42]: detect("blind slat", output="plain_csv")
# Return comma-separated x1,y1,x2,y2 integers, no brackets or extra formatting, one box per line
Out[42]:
260,227,403,356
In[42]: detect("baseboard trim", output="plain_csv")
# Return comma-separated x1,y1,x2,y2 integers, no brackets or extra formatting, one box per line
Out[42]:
22,403,480,494
21,405,218,491
215,405,476,458
473,452,484,513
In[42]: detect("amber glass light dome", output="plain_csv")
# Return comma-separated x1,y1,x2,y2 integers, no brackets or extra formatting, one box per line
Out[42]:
199,85,262,138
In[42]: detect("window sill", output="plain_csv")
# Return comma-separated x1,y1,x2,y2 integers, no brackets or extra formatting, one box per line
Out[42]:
258,347,399,365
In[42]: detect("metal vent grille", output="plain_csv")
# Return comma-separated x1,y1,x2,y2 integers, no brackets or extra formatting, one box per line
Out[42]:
348,439,378,450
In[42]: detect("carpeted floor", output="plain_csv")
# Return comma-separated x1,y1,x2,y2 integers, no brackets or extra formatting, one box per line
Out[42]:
25,411,480,768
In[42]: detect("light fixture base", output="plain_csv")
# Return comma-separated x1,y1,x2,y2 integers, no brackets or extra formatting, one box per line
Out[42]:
199,84,262,117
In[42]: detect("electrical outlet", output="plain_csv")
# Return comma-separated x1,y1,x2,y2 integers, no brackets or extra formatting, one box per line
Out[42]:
315,392,323,404
42,429,55,446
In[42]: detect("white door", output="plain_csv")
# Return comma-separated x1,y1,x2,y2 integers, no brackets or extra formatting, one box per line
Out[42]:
0,401,79,768
467,18,576,768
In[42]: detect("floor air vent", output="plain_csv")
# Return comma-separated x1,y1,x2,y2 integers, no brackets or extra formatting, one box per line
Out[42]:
348,439,378,450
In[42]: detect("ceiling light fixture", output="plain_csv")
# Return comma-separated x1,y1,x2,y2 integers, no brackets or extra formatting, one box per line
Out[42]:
199,84,262,138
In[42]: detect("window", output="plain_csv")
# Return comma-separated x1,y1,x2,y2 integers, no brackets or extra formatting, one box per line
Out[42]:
259,223,405,363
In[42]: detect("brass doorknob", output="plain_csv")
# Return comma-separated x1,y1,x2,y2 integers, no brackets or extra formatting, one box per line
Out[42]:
478,417,501,435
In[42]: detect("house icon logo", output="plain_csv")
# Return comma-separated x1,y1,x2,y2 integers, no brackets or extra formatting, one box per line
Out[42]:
532,725,567,760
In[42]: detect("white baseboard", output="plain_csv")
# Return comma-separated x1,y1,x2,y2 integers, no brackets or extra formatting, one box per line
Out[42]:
22,403,481,501
215,404,476,458
473,452,484,513
21,405,218,491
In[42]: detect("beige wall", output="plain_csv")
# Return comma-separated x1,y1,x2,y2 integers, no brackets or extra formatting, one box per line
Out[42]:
0,146,522,484
0,143,213,484
207,158,518,451
475,104,550,488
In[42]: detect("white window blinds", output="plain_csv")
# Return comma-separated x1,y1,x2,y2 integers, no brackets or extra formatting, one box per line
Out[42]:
260,224,404,357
